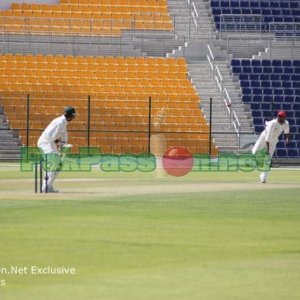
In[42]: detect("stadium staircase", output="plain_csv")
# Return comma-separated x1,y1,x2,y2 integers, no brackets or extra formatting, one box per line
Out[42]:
168,0,255,152
0,106,21,161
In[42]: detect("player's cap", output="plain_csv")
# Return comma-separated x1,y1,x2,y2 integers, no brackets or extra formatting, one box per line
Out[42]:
277,110,286,118
64,106,76,118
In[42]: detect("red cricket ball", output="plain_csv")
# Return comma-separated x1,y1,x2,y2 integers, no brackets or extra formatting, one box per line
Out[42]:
162,146,193,177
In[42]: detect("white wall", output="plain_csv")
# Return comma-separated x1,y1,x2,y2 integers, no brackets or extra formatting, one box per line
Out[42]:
0,0,59,10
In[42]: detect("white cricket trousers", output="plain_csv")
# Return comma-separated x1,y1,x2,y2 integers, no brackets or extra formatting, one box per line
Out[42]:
252,134,276,182
37,140,60,189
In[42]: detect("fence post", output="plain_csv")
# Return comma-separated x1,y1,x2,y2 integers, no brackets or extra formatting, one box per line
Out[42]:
87,95,91,149
209,97,212,157
26,94,30,147
148,96,152,154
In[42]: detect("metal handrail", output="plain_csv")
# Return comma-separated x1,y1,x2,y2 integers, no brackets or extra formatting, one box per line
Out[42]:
191,2,198,27
220,14,263,38
223,88,231,115
207,44,214,61
0,14,175,37
215,65,223,92
232,110,241,148
206,45,241,143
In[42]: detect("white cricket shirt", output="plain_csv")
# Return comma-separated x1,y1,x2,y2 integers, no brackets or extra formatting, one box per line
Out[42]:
38,115,68,144
263,119,290,143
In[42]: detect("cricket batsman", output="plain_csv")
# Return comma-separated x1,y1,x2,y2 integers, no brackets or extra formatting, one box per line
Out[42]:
252,110,290,183
37,106,76,192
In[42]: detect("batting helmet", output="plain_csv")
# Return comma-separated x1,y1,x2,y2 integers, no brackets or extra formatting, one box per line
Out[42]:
64,106,76,118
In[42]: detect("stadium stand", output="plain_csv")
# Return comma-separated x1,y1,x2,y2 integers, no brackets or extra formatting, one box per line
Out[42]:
231,59,300,158
210,0,300,31
0,54,217,155
0,0,173,36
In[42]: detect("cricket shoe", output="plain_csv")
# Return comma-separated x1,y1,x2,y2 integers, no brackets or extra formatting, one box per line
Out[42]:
42,185,59,193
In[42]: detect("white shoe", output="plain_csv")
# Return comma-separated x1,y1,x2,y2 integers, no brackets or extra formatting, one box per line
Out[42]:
42,185,59,193
48,186,59,193
260,174,266,184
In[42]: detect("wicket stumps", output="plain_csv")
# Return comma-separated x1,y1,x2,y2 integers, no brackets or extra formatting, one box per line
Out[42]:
34,158,48,193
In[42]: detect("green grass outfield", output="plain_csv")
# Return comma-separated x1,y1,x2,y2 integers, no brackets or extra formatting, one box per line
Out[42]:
0,164,299,300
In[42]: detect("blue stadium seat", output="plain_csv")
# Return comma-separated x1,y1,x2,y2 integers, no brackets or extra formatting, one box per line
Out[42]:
288,149,298,157
271,81,281,88
273,16,284,22
232,66,242,73
243,67,252,73
276,149,287,157
211,0,219,8
274,89,283,96
282,81,292,88
212,8,221,15
241,60,251,66
254,125,265,133
260,1,270,8
253,117,264,125
270,74,280,81
231,59,241,66
264,89,273,95
262,60,271,66
290,2,300,9
271,9,281,16
252,8,261,14
288,119,295,126
262,109,271,117
284,16,294,22
282,9,292,16
280,2,290,9
274,67,283,74
282,103,292,110
251,103,261,110
263,67,273,73
231,8,241,14
252,110,261,117
283,60,292,67
270,1,280,8
260,74,269,81
293,61,300,67
277,141,285,148
253,67,263,73
284,96,294,103
252,60,261,66
240,74,249,80
250,1,259,8
272,60,282,66
240,81,250,88
251,81,260,87
242,88,251,95
240,1,249,8
250,74,259,80
242,95,251,103
284,89,294,96
231,0,239,8
292,9,300,16
221,0,229,8
262,95,273,103
294,104,300,111
261,81,271,88
274,95,284,103
293,82,300,88
222,8,231,14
